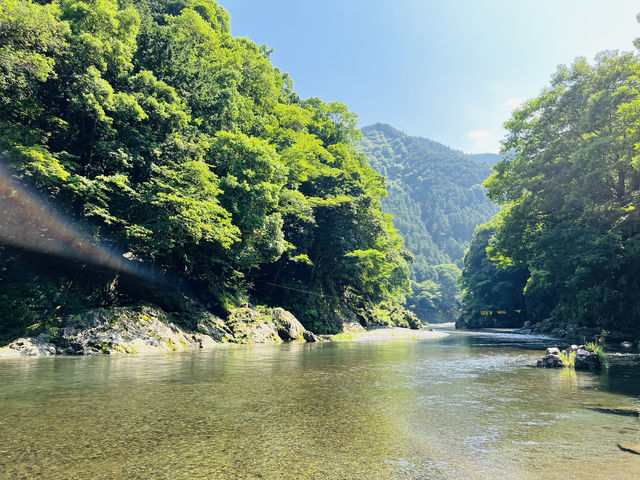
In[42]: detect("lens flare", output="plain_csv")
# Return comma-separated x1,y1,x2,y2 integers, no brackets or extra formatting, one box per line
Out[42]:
0,164,153,280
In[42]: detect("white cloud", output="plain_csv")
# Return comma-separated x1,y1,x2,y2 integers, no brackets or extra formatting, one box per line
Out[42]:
466,130,500,154
505,97,525,109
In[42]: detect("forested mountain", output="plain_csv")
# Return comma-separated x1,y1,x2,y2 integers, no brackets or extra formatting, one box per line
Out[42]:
460,47,640,335
469,153,502,166
359,124,499,322
0,0,417,340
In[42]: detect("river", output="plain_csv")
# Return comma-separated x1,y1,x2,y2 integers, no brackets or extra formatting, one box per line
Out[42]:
0,327,639,479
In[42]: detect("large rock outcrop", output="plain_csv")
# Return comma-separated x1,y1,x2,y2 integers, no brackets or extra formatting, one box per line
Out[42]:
53,307,200,355
0,305,320,358
225,307,316,344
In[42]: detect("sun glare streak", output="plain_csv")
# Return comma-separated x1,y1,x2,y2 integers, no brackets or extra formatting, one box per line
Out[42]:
0,165,152,280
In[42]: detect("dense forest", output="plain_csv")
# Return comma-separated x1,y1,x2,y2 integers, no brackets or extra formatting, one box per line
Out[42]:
460,40,640,334
0,0,418,340
359,124,499,322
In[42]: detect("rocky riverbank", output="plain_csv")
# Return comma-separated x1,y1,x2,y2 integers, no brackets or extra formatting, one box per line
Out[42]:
457,315,639,350
515,319,638,347
455,315,521,330
0,305,321,358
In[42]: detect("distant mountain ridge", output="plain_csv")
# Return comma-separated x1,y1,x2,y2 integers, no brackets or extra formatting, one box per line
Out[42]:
358,123,499,321
360,123,499,267
469,153,502,166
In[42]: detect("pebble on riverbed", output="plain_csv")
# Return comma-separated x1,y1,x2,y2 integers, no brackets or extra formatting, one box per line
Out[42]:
536,344,600,370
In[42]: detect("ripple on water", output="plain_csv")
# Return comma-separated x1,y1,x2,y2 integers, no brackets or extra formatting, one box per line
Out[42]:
1,332,640,479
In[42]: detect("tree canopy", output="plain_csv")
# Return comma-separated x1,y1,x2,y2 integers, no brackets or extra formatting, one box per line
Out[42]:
461,44,640,334
0,0,413,338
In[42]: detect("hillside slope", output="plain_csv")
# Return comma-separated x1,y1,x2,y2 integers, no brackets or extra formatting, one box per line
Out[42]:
359,123,499,321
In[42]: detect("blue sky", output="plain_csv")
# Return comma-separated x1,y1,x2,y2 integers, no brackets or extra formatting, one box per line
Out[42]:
221,1,639,153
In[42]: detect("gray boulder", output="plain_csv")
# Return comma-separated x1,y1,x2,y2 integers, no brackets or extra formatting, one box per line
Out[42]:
574,348,600,370
270,308,306,341
7,334,56,356
226,308,282,344
226,307,319,343
55,307,202,354
537,354,563,368
0,304,323,358
537,345,600,370
303,331,321,342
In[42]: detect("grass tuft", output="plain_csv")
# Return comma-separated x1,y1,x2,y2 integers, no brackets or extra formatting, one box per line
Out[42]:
558,350,576,368
585,342,608,367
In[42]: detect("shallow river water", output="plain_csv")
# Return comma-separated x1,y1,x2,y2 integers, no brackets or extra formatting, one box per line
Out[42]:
1,327,639,479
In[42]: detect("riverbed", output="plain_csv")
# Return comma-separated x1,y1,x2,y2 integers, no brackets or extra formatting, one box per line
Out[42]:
0,326,638,479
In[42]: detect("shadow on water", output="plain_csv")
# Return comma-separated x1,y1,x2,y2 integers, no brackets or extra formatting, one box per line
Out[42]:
595,364,640,398
443,328,556,350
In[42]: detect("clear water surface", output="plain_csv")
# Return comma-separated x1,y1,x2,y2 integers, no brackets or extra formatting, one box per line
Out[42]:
1,327,639,479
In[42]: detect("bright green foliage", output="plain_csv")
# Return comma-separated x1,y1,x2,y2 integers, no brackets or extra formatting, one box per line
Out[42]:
585,342,608,367
359,123,499,322
463,46,640,334
0,0,69,92
558,350,576,369
0,0,412,338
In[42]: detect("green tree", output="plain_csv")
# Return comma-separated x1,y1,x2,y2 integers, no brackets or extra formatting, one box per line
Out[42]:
0,0,413,338
459,223,528,327
466,48,640,333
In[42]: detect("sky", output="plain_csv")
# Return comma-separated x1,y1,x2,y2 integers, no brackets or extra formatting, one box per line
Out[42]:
220,0,639,154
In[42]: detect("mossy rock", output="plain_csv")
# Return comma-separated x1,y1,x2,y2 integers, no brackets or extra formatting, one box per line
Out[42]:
226,307,284,343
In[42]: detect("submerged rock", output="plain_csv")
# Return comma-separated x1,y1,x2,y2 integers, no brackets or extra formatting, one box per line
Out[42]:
618,443,640,455
583,404,640,417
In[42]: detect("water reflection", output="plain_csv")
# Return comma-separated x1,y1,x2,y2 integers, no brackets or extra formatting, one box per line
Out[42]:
0,331,639,479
